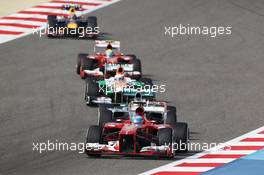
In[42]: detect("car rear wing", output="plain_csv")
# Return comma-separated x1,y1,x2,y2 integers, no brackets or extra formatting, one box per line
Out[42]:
105,63,133,72
59,4,83,17
104,63,141,79
62,4,82,11
94,40,121,52
129,101,167,113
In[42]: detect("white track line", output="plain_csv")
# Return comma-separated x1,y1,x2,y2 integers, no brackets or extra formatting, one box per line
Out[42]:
161,167,214,172
0,26,33,32
181,158,235,163
20,8,70,13
6,14,48,19
203,150,255,154
53,0,105,3
0,20,46,26
247,134,264,138
231,142,264,146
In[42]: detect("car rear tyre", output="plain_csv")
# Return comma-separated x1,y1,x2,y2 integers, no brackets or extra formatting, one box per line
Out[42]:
166,106,177,124
157,128,172,146
77,53,88,74
80,55,94,79
87,16,97,28
98,104,113,128
47,15,57,38
85,77,98,106
87,16,98,39
132,59,142,80
171,122,188,153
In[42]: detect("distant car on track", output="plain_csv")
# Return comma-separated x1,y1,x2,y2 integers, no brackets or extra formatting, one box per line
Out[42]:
84,66,154,106
76,40,142,80
46,4,98,38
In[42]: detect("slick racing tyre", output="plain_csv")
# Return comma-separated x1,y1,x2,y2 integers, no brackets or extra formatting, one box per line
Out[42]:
84,77,98,106
87,16,98,28
80,55,95,79
171,122,189,153
47,15,57,38
86,16,98,39
132,58,142,80
157,128,172,146
77,53,88,74
85,125,101,157
98,104,114,128
166,106,177,124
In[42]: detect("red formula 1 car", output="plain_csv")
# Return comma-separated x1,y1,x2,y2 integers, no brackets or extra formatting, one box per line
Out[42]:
76,40,142,80
85,99,189,158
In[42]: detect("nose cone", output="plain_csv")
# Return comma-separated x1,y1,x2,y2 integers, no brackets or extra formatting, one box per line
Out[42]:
119,124,138,135
67,22,78,29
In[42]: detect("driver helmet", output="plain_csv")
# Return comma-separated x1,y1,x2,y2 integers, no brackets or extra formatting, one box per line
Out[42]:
131,107,144,124
131,114,143,124
105,43,113,58
69,7,76,15
115,66,125,80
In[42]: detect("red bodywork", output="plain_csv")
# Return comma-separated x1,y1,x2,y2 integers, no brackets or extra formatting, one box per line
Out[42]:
86,118,173,157
80,52,134,79
92,53,132,66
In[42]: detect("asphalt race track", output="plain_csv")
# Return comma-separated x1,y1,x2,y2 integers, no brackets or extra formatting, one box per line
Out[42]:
1,0,264,174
